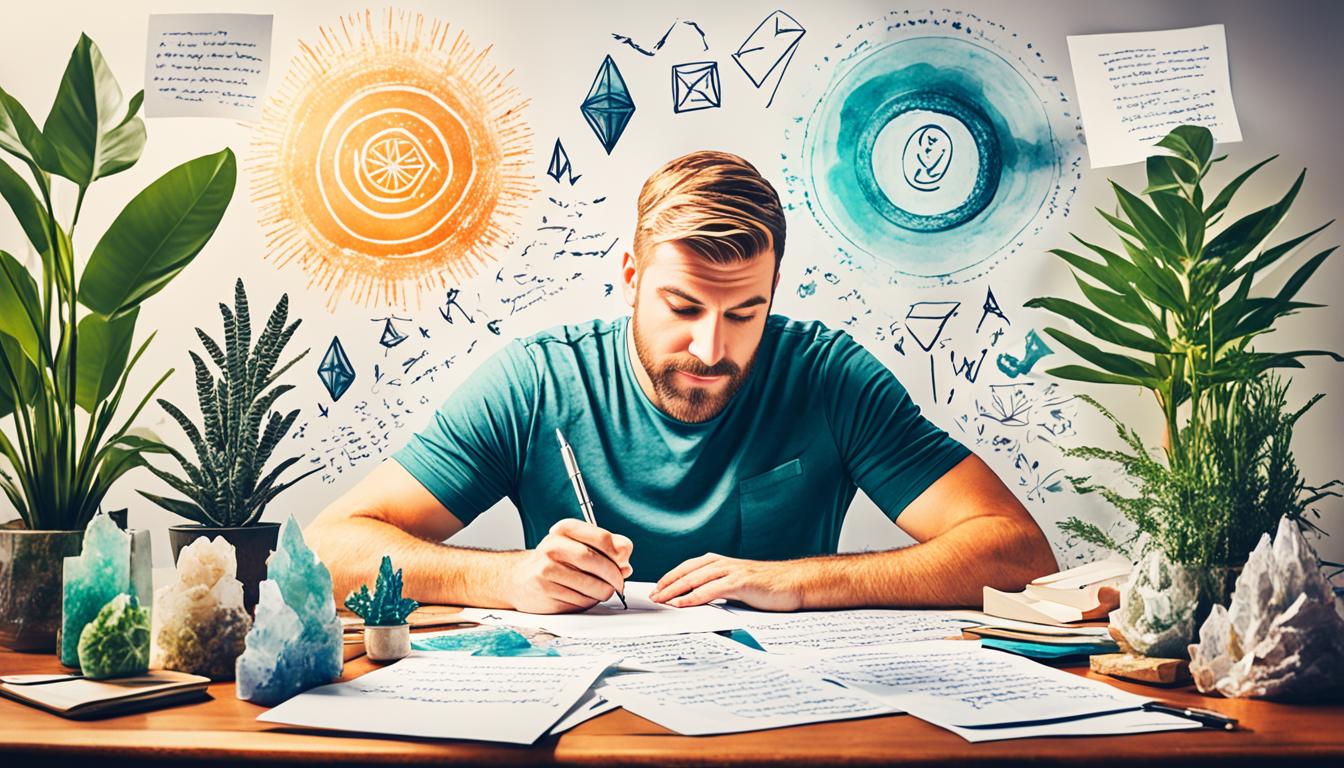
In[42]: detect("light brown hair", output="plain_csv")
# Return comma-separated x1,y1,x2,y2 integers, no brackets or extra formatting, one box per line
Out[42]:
632,151,786,272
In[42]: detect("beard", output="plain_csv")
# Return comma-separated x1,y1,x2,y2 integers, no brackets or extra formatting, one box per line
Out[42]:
630,310,756,424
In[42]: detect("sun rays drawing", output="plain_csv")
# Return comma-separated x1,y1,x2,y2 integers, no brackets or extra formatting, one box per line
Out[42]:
252,9,535,308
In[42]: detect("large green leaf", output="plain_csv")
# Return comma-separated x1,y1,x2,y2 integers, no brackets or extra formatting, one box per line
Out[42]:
1204,156,1275,221
1041,364,1151,388
0,159,49,255
1112,181,1187,265
1222,220,1332,291
41,34,146,185
78,148,236,318
0,250,43,366
1041,326,1161,383
74,308,138,412
1202,170,1304,268
1027,297,1169,354
0,332,41,418
1069,273,1167,342
1156,125,1214,169
1115,236,1188,311
0,87,55,174
1150,190,1205,259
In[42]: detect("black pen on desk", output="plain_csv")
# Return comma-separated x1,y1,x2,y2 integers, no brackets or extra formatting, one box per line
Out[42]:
1142,701,1238,730
556,428,627,609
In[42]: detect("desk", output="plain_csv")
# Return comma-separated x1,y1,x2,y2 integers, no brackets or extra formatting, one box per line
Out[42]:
1,647,1341,766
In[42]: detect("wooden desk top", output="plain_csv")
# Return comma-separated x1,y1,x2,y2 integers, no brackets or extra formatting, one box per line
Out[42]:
2,647,1341,766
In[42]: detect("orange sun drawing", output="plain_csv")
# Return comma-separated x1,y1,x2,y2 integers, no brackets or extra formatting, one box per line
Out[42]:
252,9,535,308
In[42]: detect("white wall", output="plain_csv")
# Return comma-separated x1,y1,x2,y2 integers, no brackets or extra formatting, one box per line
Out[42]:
1,0,1339,568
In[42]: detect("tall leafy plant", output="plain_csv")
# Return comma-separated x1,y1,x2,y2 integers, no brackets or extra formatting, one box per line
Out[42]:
139,279,316,527
0,35,236,530
1025,124,1340,462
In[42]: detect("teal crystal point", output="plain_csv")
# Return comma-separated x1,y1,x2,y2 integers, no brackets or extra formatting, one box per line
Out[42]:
76,593,150,679
344,555,419,626
235,516,342,705
581,55,635,154
61,513,130,667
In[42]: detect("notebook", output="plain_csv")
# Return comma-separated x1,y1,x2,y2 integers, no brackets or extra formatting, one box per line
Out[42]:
0,670,211,718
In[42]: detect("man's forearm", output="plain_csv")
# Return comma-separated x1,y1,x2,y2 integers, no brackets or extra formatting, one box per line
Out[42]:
786,516,1058,610
307,515,524,609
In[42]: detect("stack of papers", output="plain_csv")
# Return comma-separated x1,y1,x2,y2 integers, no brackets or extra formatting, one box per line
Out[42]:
982,556,1130,626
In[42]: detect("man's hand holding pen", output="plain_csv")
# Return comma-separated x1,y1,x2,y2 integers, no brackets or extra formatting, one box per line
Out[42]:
506,518,634,613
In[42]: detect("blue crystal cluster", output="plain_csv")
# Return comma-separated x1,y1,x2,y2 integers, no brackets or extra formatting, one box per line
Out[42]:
235,516,343,706
60,514,129,667
318,336,355,401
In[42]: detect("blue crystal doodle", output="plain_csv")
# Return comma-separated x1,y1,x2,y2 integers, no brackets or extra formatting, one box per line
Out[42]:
235,516,342,706
672,61,721,113
581,55,635,154
377,318,407,349
997,329,1054,378
547,139,581,185
317,336,355,401
905,301,960,352
732,9,805,108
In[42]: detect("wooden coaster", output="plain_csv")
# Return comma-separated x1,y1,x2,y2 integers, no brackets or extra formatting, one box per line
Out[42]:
1090,653,1192,685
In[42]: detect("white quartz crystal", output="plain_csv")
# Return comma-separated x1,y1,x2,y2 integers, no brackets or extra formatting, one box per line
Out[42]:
1110,548,1200,658
153,536,251,680
1189,516,1344,699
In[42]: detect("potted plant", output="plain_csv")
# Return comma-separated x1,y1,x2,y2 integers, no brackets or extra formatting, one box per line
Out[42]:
139,278,315,614
345,555,419,662
1024,124,1340,647
0,35,236,650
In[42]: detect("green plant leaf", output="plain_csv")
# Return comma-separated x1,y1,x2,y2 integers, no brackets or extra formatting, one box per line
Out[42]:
1112,181,1187,264
1116,236,1187,310
1204,156,1275,221
78,148,236,318
1156,125,1214,169
74,308,138,412
0,250,43,367
1141,155,1186,194
1041,364,1150,388
1027,297,1169,354
1150,190,1205,258
1069,273,1168,342
41,35,146,185
1222,220,1332,291
0,159,50,255
1041,326,1161,383
1202,170,1304,268
0,86,56,174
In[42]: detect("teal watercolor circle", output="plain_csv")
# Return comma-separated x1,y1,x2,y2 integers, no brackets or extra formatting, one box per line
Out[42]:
854,90,1001,232
804,35,1058,282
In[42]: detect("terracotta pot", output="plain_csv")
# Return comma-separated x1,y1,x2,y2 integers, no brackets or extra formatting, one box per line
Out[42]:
0,525,84,652
168,523,280,616
364,624,411,662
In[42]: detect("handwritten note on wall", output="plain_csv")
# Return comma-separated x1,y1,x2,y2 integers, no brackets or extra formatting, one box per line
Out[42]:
144,14,273,120
1067,24,1242,168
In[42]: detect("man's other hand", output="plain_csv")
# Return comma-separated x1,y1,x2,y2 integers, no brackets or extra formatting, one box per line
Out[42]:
508,519,633,613
650,553,801,611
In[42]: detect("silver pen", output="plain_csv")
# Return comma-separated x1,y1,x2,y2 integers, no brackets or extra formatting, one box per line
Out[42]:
556,428,627,608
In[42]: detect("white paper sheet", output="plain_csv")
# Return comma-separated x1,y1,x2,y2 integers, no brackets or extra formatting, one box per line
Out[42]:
547,688,620,735
144,14,273,120
945,709,1201,743
789,640,1150,729
547,632,753,671
455,582,746,638
1067,24,1241,167
725,608,975,651
946,611,1113,637
597,653,896,736
256,652,616,744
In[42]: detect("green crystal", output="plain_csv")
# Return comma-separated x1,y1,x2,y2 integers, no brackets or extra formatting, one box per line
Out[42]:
344,555,419,626
76,593,150,679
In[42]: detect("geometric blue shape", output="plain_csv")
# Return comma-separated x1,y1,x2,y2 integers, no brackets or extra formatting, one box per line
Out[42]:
378,319,407,349
547,138,580,184
672,61,721,113
317,336,355,401
581,55,635,154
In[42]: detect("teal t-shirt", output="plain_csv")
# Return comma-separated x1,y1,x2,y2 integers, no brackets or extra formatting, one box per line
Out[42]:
393,314,970,582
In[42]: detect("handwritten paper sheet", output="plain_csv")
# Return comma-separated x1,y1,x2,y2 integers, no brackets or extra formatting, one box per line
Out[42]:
548,689,620,735
789,640,1150,729
1067,24,1241,167
726,608,975,651
256,653,615,744
144,14,273,120
597,654,896,736
548,632,753,671
455,582,746,638
944,709,1200,743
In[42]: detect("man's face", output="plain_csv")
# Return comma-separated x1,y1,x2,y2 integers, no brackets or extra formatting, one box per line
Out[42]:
623,241,778,423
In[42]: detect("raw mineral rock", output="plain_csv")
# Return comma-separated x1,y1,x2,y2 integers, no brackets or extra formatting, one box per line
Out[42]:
1189,516,1344,699
61,513,130,667
76,593,150,679
1110,548,1199,658
155,536,251,680
235,517,342,705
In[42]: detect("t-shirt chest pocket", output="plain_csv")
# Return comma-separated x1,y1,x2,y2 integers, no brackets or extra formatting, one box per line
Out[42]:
738,458,806,561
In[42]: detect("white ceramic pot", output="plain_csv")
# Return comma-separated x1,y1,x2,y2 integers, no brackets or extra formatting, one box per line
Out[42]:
364,623,411,662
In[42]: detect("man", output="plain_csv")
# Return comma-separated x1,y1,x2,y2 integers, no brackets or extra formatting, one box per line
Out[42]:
307,151,1057,613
